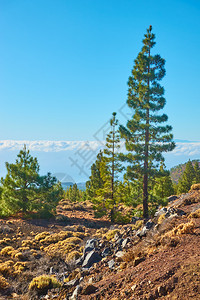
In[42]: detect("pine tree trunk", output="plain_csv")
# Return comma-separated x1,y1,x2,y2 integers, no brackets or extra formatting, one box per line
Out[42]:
111,122,115,222
143,46,150,219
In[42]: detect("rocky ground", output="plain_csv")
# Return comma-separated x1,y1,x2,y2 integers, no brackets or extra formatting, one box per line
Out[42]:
0,190,200,299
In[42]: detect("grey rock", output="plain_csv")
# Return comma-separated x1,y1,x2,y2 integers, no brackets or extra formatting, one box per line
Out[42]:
115,251,124,258
85,239,98,249
145,220,154,229
154,207,167,217
108,259,115,269
115,238,123,246
75,254,84,266
136,221,154,238
167,195,178,202
102,247,110,257
122,238,130,248
70,285,82,300
64,278,79,287
82,250,101,269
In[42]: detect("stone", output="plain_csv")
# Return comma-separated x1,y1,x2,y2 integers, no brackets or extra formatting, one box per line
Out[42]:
102,247,110,257
122,237,130,248
131,284,137,291
82,250,101,269
64,278,79,287
167,195,178,202
70,285,82,300
134,256,145,266
75,255,84,266
115,251,124,258
82,284,97,295
85,239,98,249
108,259,115,269
115,238,123,246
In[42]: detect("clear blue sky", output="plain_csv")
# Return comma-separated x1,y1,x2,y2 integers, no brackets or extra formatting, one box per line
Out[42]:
0,0,200,141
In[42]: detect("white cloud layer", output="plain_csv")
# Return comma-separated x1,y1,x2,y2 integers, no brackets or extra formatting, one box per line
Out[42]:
0,140,200,156
0,140,101,152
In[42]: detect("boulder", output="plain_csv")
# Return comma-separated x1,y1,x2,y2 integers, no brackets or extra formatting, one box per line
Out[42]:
82,250,101,269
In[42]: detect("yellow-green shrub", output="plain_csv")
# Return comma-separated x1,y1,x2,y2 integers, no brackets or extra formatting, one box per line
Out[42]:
188,209,200,218
35,232,50,241
132,220,143,231
40,231,72,245
190,183,200,191
43,237,82,258
0,260,14,276
157,214,166,225
29,275,61,291
103,229,120,241
0,275,9,290
0,246,15,256
66,251,82,262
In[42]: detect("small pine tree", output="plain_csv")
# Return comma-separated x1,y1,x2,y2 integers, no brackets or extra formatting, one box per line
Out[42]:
193,161,200,183
85,151,104,199
177,160,196,194
1,145,40,214
153,164,174,199
0,146,63,217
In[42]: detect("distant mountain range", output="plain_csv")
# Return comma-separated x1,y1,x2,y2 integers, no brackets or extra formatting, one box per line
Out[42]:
61,182,86,191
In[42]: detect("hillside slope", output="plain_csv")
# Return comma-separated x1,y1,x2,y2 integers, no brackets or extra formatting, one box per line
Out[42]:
0,190,200,299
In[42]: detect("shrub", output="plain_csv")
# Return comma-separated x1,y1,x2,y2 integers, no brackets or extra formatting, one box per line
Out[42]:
103,229,120,241
0,260,14,276
188,208,200,218
29,275,61,295
132,220,143,231
160,220,195,247
40,231,73,245
34,232,50,241
190,183,200,191
66,251,82,262
0,275,9,290
0,246,15,256
157,214,166,225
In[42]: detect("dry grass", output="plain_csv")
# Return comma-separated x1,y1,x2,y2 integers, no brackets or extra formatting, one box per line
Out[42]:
188,208,200,218
158,220,195,248
157,214,166,225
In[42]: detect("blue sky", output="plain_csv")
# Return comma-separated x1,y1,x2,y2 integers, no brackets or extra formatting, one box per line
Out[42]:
0,0,200,180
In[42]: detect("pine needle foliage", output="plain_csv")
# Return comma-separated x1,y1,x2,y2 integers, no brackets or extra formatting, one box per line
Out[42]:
119,26,175,218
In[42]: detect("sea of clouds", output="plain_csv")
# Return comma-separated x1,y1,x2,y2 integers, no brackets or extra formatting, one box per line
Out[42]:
0,140,199,182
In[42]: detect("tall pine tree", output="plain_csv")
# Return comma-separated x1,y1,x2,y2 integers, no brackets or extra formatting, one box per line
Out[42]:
103,112,123,221
120,26,175,218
